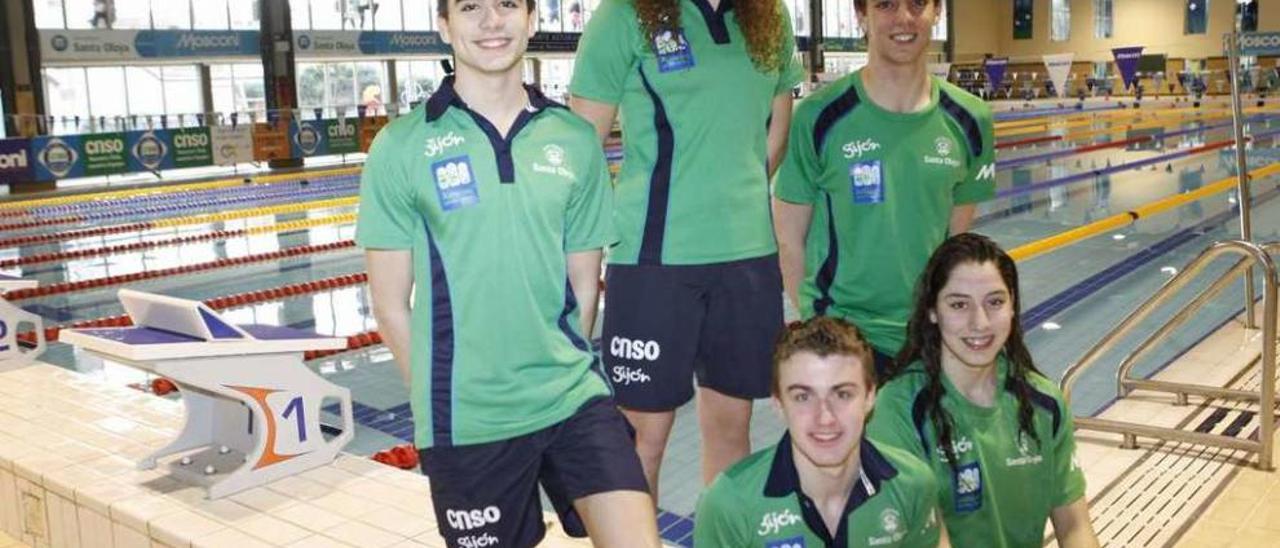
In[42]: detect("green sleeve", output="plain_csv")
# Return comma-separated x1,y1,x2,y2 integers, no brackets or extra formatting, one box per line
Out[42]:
952,99,996,205
775,3,804,95
569,0,638,105
565,143,617,252
901,470,943,548
1051,395,1087,509
772,105,820,205
693,477,752,547
865,384,928,460
355,130,416,250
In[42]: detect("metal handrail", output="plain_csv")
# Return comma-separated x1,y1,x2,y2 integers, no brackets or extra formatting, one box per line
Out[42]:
1059,239,1279,469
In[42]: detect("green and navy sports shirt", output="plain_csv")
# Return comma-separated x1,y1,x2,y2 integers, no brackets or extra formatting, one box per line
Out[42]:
571,0,804,265
866,357,1086,548
356,76,614,449
696,433,943,547
774,70,996,355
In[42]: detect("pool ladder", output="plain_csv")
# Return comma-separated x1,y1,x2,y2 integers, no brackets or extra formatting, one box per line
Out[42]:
1060,239,1280,470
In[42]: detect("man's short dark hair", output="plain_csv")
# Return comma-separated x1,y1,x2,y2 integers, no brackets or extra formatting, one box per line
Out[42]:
771,317,876,396
438,0,537,18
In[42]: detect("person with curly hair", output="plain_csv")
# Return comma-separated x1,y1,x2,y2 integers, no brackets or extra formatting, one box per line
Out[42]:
569,0,804,503
774,0,996,377
865,234,1098,547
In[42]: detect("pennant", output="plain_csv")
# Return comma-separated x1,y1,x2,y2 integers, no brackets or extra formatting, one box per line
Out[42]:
984,58,1009,91
1043,53,1074,98
1112,46,1145,90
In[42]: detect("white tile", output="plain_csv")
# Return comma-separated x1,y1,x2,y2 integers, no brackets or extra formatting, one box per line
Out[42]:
309,491,369,516
15,476,49,545
148,510,224,548
225,488,296,514
264,476,331,501
191,528,272,548
232,514,310,546
112,522,149,548
44,494,80,548
109,494,181,535
0,469,20,537
358,507,435,538
274,502,348,533
75,481,142,517
282,535,354,548
322,521,403,548
75,507,112,548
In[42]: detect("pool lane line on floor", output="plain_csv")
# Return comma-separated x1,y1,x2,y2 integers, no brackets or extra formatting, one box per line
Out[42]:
0,213,355,269
21,271,370,344
0,166,360,212
998,113,1279,171
4,239,357,302
0,181,357,233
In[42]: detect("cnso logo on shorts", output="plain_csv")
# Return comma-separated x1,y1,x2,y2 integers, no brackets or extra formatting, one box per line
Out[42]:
609,337,660,361
446,505,501,531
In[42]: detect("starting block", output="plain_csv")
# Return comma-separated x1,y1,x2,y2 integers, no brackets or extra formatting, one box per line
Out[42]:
0,274,45,363
61,289,353,499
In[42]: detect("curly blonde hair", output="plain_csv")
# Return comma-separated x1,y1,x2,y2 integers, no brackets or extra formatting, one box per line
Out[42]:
634,0,786,73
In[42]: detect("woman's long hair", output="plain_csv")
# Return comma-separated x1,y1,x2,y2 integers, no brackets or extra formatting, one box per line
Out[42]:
634,0,786,72
891,233,1043,469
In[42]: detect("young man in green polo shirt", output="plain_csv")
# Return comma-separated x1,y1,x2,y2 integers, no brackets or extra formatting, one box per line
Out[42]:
695,316,948,547
357,0,657,545
774,0,996,374
569,0,804,502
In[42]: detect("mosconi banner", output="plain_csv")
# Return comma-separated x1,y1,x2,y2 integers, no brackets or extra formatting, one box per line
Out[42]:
0,139,33,184
41,30,260,63
1237,32,1280,56
1111,46,1145,90
1043,53,1074,98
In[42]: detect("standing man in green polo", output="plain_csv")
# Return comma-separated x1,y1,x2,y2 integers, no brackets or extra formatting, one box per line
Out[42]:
357,0,658,545
570,0,804,503
774,0,996,374
695,316,949,547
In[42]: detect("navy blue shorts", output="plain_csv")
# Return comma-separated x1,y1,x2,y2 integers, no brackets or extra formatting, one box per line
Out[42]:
602,254,784,411
418,397,648,547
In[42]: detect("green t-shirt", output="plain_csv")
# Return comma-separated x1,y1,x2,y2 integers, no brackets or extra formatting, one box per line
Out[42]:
865,357,1086,548
570,0,805,265
355,77,613,449
695,433,943,547
773,70,996,354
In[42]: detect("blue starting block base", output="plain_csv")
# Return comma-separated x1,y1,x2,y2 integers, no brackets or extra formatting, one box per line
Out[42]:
61,289,353,499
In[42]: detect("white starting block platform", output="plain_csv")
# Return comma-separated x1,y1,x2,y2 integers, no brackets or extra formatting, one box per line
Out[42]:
0,274,44,364
60,289,353,499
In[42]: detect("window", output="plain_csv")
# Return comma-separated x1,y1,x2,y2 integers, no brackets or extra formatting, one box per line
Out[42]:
1013,0,1033,40
1186,0,1208,34
211,63,266,120
1051,0,1069,41
1094,0,1112,38
402,0,434,30
228,0,259,29
152,0,192,29
33,0,66,29
1238,0,1258,32
394,60,447,112
932,3,947,41
194,0,232,29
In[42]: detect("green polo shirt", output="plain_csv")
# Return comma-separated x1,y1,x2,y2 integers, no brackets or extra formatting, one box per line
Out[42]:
865,357,1086,548
774,70,996,355
355,76,614,449
570,0,804,265
695,433,943,547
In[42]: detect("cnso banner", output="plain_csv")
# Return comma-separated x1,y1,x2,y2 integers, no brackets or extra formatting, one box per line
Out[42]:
0,139,33,184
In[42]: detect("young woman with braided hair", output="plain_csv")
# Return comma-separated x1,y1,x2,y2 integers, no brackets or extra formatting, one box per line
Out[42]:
569,0,803,503
865,233,1099,548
